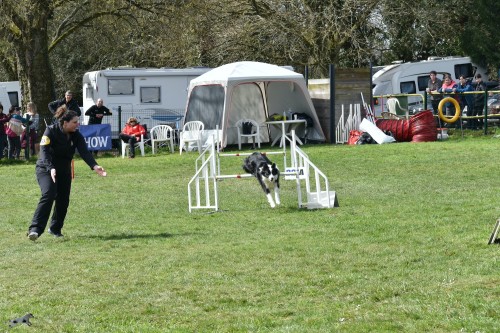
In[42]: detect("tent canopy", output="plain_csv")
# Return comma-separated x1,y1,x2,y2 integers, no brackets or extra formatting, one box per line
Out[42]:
184,61,325,148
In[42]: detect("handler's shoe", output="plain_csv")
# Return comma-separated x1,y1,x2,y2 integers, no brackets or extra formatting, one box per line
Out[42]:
48,229,64,238
28,231,39,241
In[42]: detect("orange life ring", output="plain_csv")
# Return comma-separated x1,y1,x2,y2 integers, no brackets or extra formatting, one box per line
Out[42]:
438,97,461,123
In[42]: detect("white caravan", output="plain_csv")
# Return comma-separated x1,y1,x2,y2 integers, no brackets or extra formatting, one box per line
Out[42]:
82,67,211,137
372,56,487,115
0,81,22,111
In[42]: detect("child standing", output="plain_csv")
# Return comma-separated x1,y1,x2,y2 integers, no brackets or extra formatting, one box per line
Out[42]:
21,102,39,157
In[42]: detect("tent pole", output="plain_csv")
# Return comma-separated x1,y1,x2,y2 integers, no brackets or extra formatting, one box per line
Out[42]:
370,60,374,113
305,65,309,87
329,64,336,144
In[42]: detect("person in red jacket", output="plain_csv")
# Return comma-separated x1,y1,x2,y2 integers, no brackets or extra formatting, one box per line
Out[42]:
119,117,145,158
438,74,459,116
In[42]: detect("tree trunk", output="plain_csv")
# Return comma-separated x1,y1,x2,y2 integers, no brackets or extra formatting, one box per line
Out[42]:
8,2,54,123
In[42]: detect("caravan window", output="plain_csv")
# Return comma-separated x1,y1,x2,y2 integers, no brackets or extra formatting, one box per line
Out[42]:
108,78,134,95
7,92,19,107
454,63,474,79
140,86,161,103
85,85,93,100
400,81,416,94
417,76,429,92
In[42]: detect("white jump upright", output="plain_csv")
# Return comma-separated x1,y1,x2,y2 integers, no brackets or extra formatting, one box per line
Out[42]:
335,104,362,144
187,129,339,212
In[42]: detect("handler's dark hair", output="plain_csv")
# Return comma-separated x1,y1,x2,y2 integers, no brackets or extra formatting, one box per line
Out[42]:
54,105,79,126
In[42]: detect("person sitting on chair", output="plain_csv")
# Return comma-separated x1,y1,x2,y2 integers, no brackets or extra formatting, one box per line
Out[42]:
119,117,145,158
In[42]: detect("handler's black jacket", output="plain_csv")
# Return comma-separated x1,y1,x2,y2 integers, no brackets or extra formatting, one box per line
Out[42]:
48,98,81,116
37,123,97,173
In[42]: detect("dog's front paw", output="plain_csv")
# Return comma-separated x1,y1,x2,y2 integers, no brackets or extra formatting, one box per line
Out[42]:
267,194,276,208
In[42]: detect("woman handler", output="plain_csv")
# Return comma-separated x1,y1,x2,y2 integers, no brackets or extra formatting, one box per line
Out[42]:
27,106,107,241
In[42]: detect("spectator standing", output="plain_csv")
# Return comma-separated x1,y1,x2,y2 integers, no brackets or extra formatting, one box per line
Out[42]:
454,75,473,129
0,104,10,159
21,102,39,157
119,117,145,158
27,106,107,241
85,98,112,125
426,70,443,115
472,74,486,130
48,90,81,116
6,106,28,159
438,74,459,116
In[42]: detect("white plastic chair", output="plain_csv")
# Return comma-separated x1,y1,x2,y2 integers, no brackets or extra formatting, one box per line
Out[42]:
179,121,204,154
235,119,261,150
386,98,409,119
121,134,145,158
150,125,174,154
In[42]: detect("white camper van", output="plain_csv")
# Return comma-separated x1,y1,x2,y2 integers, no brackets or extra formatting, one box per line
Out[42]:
372,56,487,116
82,67,211,137
0,81,22,110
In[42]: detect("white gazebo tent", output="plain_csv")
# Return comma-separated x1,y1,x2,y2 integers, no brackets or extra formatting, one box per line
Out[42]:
184,61,325,148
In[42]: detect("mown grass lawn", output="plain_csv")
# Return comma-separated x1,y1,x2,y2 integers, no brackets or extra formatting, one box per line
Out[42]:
1,134,499,332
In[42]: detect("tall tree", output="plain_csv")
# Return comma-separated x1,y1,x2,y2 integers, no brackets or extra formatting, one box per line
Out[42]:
460,0,500,76
374,0,470,64
0,0,172,118
0,0,54,115
186,0,382,77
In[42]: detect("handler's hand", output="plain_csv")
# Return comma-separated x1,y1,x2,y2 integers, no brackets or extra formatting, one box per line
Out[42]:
93,165,107,177
50,168,56,183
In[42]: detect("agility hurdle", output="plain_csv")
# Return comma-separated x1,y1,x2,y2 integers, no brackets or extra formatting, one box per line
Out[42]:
187,130,338,212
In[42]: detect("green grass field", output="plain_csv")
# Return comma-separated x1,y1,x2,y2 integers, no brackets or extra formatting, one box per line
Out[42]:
1,135,499,332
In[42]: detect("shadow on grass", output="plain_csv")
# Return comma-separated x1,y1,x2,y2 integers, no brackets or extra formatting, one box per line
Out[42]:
84,232,200,241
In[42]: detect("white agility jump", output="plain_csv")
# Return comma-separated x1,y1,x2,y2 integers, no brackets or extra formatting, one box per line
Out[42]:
187,129,339,212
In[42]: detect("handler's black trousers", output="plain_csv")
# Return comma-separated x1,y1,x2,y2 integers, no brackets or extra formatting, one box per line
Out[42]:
119,134,137,157
29,166,72,235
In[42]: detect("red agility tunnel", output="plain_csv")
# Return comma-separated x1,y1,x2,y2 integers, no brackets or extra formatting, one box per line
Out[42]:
375,118,412,142
409,110,438,142
375,110,437,143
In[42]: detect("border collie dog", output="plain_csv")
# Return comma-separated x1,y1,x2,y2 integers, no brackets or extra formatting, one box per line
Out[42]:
243,152,280,208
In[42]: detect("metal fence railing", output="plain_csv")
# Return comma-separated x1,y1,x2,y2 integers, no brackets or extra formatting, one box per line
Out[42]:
39,107,185,141
373,91,500,133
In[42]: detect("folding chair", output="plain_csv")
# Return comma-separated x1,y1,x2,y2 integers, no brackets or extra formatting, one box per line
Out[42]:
235,119,261,150
150,125,175,154
179,121,204,154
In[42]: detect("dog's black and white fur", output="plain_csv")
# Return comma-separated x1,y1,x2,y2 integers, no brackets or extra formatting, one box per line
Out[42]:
9,313,34,328
243,152,280,208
